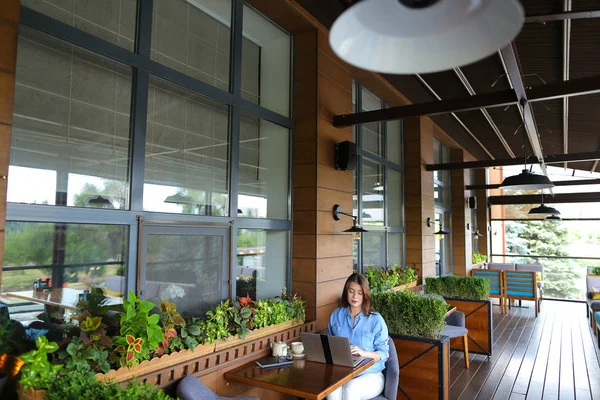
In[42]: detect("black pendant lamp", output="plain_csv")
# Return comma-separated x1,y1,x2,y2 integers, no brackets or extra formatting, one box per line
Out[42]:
164,192,194,205
85,195,114,208
546,215,561,221
499,128,554,191
528,192,560,216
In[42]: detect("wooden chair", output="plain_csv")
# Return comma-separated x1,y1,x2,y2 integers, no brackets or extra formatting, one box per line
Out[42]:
471,269,505,313
503,271,541,317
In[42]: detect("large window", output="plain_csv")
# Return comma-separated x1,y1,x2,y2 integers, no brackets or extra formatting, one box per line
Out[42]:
433,138,452,276
351,83,405,271
3,1,293,316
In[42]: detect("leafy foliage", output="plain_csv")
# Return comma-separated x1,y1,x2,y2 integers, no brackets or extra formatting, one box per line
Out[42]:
230,294,255,339
424,276,490,300
45,369,175,400
114,291,164,367
372,291,447,339
156,300,185,356
592,267,600,276
19,336,62,391
198,300,233,343
0,318,29,356
472,252,487,264
365,264,418,292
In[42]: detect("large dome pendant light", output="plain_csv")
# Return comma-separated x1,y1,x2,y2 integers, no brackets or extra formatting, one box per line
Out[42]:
329,0,525,75
528,192,560,216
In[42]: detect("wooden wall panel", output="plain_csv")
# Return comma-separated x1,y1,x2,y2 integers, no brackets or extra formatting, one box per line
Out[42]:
292,258,316,283
317,235,352,259
451,149,471,276
316,256,352,282
316,278,345,307
0,0,19,288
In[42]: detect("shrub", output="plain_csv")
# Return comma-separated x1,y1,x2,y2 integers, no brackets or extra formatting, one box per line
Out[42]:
472,252,487,264
372,291,447,339
592,267,600,276
425,276,490,300
365,265,418,292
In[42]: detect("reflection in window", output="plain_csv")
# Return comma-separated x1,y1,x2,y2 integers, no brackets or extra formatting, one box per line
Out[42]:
144,77,230,216
238,113,289,220
236,229,288,300
362,232,385,268
362,159,384,226
361,88,384,157
9,28,132,209
1,222,127,293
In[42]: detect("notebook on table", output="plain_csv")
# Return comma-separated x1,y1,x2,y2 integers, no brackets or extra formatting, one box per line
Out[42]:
255,356,293,369
300,333,366,368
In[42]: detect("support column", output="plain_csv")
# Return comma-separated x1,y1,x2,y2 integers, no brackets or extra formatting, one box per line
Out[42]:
450,149,471,276
405,118,435,281
473,168,490,257
0,0,20,287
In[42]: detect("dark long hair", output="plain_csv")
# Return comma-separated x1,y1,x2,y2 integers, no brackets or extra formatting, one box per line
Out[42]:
340,273,375,316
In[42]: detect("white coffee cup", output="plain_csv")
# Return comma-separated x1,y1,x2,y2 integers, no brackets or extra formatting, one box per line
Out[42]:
291,341,304,355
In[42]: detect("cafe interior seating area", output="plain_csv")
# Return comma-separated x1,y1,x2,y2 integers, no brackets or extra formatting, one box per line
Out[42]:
1,0,600,399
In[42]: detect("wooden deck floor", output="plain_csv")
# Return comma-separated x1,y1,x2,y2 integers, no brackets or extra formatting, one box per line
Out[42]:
450,300,600,400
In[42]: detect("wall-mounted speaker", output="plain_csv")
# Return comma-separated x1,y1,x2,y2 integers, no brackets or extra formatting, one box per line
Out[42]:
468,196,477,209
335,141,357,171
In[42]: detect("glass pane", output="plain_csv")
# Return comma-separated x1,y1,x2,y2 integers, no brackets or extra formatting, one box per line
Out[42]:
352,82,357,142
9,28,132,209
443,213,452,275
242,5,291,117
361,89,383,157
2,222,127,293
236,229,288,300
388,169,403,226
362,160,384,226
151,0,232,91
387,233,404,268
144,231,226,315
238,112,289,220
22,0,136,50
491,202,600,220
144,77,230,216
362,232,385,269
386,119,402,165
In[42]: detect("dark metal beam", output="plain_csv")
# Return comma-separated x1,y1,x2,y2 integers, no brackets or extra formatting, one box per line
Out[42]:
333,74,600,128
426,151,600,171
467,178,600,190
562,0,571,169
525,9,600,23
489,192,600,205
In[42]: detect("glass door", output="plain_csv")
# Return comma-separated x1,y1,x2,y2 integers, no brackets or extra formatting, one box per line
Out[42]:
139,223,230,316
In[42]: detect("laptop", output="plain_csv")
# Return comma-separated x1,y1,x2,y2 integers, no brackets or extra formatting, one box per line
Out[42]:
300,333,366,368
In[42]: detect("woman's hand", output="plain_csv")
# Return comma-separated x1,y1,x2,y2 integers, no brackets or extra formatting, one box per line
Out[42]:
350,345,367,357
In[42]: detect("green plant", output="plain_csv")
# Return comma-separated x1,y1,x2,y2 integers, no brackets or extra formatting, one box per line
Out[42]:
0,318,29,356
113,291,164,367
372,291,447,339
397,266,418,286
230,294,255,339
156,300,185,356
472,252,487,264
425,276,490,300
365,265,418,292
592,267,600,276
170,316,204,352
198,300,233,343
19,335,62,391
45,369,175,400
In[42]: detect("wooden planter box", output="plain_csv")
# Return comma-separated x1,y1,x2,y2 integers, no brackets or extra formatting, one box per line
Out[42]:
97,320,315,392
472,262,486,269
392,334,449,400
214,319,302,351
444,298,493,356
393,281,417,292
17,384,46,400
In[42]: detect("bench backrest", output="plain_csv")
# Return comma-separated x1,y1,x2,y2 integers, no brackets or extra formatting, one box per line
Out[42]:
515,264,544,279
504,271,537,300
472,269,503,298
487,263,516,271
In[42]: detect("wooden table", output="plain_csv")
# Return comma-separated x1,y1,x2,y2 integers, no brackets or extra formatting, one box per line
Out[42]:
1,288,122,310
224,358,375,400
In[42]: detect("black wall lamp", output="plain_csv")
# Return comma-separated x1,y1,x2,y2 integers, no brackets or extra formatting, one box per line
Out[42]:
333,204,368,240
426,217,432,227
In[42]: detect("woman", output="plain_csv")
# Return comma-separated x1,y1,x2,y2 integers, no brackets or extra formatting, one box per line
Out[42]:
327,273,389,400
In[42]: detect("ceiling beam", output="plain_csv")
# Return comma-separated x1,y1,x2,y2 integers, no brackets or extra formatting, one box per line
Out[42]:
333,75,600,127
453,67,514,158
489,192,600,205
498,43,546,171
415,74,495,159
426,151,600,171
467,178,600,190
562,0,572,169
525,9,600,23
591,160,599,174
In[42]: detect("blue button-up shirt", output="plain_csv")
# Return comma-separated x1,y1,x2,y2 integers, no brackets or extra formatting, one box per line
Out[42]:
327,307,389,375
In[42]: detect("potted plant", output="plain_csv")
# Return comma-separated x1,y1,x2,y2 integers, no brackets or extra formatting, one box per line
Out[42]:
472,252,487,268
425,276,493,356
372,291,450,400
365,265,418,292
18,336,62,400
0,318,28,396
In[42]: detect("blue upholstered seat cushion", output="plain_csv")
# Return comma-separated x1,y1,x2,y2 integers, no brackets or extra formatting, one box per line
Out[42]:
595,312,600,325
590,300,600,311
441,325,468,338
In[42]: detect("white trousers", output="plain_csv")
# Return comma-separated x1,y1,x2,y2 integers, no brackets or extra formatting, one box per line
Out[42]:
326,372,385,400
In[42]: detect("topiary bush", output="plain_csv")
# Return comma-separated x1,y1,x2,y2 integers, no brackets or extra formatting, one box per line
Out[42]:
372,291,447,339
424,276,490,300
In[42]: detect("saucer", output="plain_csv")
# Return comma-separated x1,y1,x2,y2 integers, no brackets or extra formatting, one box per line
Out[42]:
292,353,306,359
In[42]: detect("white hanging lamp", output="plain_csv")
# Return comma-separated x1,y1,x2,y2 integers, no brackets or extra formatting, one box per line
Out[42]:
329,0,525,74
